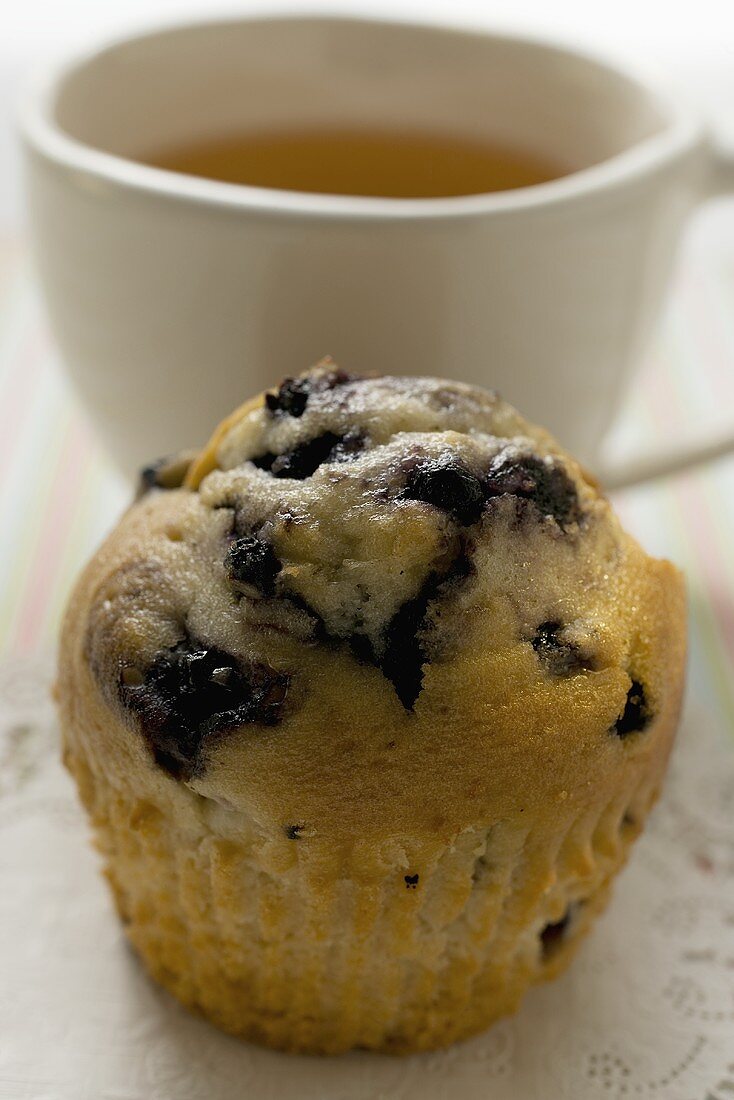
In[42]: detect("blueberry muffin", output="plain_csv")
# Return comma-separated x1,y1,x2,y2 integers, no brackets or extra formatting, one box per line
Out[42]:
57,362,686,1054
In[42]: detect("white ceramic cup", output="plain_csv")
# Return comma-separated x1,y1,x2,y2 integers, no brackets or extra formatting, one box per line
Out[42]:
19,14,734,484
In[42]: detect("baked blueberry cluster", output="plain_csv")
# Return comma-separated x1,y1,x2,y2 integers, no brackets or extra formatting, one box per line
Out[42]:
120,636,289,779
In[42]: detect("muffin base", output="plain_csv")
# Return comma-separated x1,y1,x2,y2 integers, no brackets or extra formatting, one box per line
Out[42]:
65,732,664,1055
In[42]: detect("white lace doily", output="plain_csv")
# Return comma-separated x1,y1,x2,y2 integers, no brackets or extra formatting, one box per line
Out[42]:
1,656,733,1100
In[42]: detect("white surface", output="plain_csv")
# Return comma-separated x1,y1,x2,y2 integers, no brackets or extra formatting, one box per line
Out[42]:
1,655,733,1099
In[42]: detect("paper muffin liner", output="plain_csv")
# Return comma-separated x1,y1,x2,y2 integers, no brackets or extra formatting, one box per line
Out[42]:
65,733,662,1054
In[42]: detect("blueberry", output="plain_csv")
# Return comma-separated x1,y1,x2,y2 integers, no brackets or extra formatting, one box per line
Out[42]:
379,584,434,709
327,430,365,464
226,536,281,596
485,454,580,529
531,621,592,676
252,430,364,480
354,543,474,710
403,460,485,525
136,451,194,498
613,680,650,738
285,824,303,840
401,452,580,529
138,461,166,494
264,370,362,418
265,377,311,418
251,451,277,472
120,637,289,780
349,632,376,665
404,874,419,889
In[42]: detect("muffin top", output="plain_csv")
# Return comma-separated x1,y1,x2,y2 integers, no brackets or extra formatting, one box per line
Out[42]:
73,362,685,838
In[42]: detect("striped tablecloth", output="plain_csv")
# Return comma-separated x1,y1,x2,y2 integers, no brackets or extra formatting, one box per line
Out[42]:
2,215,734,725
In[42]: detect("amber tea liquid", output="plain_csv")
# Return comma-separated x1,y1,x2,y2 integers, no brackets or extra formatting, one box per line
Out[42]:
144,128,565,199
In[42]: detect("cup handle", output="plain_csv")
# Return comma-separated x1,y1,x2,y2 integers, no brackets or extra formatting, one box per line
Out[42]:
599,142,734,492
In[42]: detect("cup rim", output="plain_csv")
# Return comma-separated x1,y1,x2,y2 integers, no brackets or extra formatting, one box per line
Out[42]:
19,11,705,222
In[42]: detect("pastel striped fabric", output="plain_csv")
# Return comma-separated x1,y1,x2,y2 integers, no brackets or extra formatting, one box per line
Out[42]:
1,232,733,735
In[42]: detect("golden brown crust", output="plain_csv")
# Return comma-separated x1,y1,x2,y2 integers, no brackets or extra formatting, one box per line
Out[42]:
57,366,686,1053
184,393,264,490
